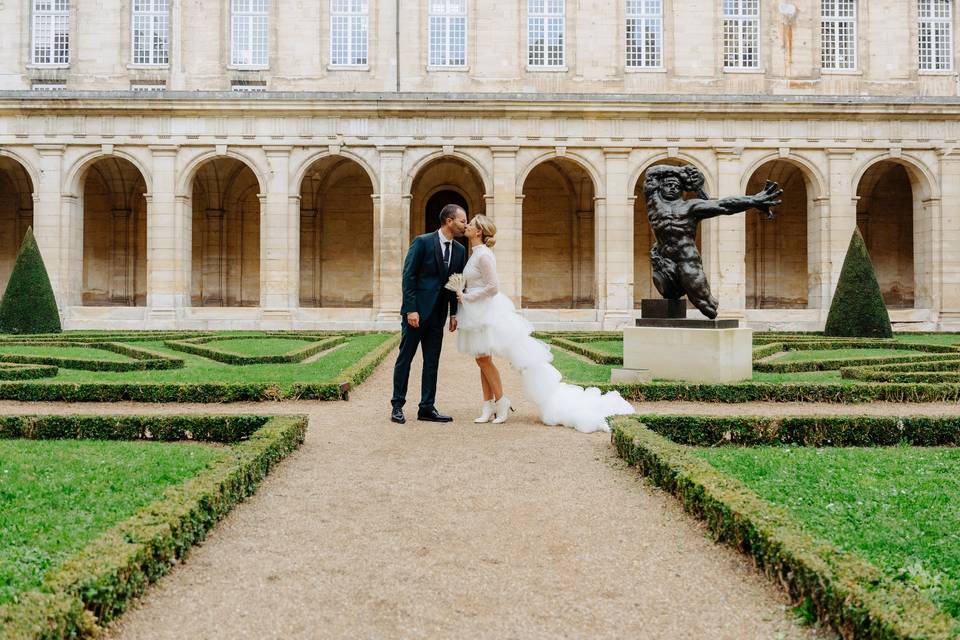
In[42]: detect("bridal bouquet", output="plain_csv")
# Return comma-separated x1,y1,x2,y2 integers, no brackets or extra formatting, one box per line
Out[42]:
444,273,465,293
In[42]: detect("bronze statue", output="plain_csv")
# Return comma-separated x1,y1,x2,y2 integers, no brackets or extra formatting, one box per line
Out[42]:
643,165,782,319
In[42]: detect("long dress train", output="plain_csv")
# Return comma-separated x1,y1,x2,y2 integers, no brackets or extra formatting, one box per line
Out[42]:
456,244,635,433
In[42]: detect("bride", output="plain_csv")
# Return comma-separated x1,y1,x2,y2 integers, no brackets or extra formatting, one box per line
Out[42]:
455,215,635,433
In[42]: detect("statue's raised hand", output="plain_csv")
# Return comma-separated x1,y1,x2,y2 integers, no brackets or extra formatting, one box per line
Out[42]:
751,180,783,220
679,165,706,195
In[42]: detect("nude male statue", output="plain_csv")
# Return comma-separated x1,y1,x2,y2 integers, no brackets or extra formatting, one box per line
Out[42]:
643,164,783,319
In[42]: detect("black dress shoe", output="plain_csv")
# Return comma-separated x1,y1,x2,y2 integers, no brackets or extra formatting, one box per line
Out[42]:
390,407,405,424
417,408,453,422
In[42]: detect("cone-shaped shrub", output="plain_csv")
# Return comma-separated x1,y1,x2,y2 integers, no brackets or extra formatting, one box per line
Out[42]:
824,227,891,338
0,227,61,334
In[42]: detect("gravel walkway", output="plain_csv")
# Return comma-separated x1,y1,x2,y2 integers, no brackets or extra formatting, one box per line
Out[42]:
15,335,948,638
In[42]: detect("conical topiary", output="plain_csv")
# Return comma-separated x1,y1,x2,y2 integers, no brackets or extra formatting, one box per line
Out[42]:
824,227,892,338
0,227,61,334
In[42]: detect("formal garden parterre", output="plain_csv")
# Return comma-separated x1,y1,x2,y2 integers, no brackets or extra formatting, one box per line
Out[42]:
611,414,960,640
538,331,960,402
0,414,307,640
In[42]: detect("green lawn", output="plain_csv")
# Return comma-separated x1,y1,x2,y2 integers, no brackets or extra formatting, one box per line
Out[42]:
201,337,320,357
550,346,613,382
697,446,960,617
770,348,925,362
0,439,226,603
11,333,392,390
895,334,960,347
583,340,624,356
0,345,134,361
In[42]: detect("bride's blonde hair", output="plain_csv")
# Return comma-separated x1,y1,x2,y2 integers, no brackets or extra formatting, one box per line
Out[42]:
472,214,497,248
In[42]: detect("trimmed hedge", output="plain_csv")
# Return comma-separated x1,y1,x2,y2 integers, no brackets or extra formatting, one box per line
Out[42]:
549,336,623,365
0,363,57,381
0,414,307,639
631,413,960,447
0,341,184,371
754,352,960,374
290,330,401,400
611,417,959,640
0,227,61,335
0,414,270,442
164,334,346,365
825,228,893,338
585,380,960,403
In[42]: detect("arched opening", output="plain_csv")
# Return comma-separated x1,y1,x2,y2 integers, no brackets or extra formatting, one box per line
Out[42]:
856,161,915,308
81,157,147,306
632,159,704,307
299,156,374,307
522,158,595,309
745,160,809,309
409,157,485,243
191,158,260,307
0,157,34,293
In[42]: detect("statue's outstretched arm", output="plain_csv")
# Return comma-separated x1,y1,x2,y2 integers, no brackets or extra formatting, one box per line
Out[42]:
689,180,782,220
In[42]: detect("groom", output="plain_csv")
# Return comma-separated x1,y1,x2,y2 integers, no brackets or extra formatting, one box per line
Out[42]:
390,204,468,424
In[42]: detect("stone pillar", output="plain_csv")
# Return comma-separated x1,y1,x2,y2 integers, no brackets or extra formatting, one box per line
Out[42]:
34,145,66,308
376,146,405,322
937,151,960,326
147,145,179,322
601,147,633,328
110,208,133,304
825,149,858,305
713,148,746,318
491,147,520,303
260,146,295,323
807,196,832,310
175,194,192,309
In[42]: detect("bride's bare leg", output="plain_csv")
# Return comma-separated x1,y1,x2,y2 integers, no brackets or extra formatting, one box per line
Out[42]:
476,357,493,400
477,356,503,400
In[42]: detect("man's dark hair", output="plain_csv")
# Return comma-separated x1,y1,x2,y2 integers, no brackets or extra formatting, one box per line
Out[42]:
439,203,465,225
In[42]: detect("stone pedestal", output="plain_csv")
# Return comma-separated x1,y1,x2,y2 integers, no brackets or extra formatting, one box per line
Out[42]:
622,325,753,383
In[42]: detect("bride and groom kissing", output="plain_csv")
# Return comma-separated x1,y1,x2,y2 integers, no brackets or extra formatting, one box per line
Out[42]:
390,204,635,433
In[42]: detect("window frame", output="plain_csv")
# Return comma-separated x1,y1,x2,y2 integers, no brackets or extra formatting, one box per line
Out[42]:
625,0,664,70
722,0,761,71
329,0,369,68
428,0,468,68
131,0,170,67
31,0,71,67
527,0,566,69
230,0,270,69
918,0,954,71
820,0,857,72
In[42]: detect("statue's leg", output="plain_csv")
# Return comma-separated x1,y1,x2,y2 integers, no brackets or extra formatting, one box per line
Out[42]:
679,259,718,319
649,245,684,299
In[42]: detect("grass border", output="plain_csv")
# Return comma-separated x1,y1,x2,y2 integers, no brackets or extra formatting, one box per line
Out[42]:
0,414,307,639
290,330,401,400
164,334,347,365
0,341,184,372
610,416,960,640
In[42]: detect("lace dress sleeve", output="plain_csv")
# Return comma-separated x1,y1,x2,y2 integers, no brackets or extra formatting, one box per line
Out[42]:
461,252,499,303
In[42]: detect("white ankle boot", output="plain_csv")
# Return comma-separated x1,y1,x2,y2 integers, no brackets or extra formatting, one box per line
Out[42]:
492,397,512,424
474,400,495,423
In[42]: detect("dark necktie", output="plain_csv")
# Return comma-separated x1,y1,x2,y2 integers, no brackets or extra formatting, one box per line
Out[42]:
443,241,451,269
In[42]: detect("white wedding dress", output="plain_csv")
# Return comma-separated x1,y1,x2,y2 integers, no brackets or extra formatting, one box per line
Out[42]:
456,244,635,433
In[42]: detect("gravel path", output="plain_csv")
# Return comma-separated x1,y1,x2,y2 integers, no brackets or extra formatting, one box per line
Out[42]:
16,335,950,638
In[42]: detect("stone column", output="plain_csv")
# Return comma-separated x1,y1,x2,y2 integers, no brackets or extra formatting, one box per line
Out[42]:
375,146,405,322
825,149,858,306
601,147,633,328
712,148,746,318
807,195,832,310
260,146,295,324
937,151,960,327
34,145,67,308
147,145,179,323
491,147,521,303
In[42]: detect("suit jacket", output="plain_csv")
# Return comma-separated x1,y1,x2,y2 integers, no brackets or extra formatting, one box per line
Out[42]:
400,232,466,321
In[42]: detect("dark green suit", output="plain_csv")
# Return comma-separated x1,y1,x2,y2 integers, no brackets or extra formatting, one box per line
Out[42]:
391,231,466,412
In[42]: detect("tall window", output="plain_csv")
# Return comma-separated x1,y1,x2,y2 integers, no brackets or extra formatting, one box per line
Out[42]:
331,0,368,66
429,0,467,66
132,0,169,65
528,0,565,67
722,0,759,69
231,0,268,67
919,0,953,70
32,0,70,65
821,0,856,70
626,0,662,68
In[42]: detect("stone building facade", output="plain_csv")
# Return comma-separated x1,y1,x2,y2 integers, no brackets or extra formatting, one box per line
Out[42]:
1,0,960,330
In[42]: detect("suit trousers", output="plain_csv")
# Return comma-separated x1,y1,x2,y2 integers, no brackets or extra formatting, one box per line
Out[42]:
391,301,447,411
